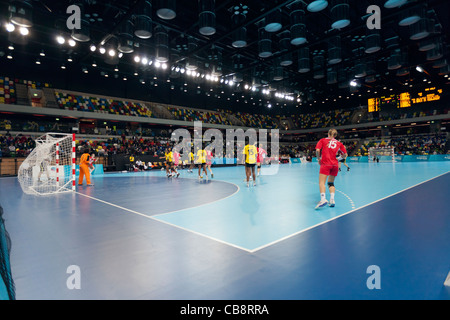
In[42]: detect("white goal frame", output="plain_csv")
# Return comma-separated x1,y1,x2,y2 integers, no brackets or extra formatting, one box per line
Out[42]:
368,146,395,162
18,133,76,196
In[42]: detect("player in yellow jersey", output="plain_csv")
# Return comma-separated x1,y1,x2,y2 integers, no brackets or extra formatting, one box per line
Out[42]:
166,147,179,178
243,142,258,187
196,146,208,180
188,151,195,173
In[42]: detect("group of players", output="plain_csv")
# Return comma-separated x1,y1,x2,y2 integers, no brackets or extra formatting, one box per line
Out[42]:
161,146,214,180
76,128,349,210
149,128,349,210
161,142,268,187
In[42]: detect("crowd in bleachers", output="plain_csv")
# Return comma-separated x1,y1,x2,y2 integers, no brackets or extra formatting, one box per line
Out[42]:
367,109,449,123
0,134,35,157
355,133,448,156
291,109,352,129
75,135,171,158
235,112,279,129
168,107,232,125
390,134,448,155
55,91,154,118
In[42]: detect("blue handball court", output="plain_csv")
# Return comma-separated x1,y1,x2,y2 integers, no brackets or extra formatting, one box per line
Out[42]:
0,160,449,300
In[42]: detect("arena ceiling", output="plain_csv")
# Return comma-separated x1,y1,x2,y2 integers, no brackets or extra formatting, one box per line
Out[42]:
0,0,449,112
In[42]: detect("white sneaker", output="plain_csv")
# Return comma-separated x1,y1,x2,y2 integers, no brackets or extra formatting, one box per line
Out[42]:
329,200,335,207
315,199,328,209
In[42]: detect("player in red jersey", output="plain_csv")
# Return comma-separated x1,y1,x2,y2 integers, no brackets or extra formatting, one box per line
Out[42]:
315,129,347,209
256,143,267,177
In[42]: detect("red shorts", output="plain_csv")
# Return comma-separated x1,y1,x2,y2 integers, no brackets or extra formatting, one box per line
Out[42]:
320,165,339,177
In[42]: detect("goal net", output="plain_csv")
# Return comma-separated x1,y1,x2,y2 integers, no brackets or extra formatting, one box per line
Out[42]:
368,146,395,162
18,133,76,196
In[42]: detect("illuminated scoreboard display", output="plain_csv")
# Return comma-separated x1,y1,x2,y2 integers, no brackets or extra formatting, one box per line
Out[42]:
368,97,380,112
368,87,443,112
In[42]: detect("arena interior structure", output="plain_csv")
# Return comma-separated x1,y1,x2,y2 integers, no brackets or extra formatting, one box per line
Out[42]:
0,0,449,302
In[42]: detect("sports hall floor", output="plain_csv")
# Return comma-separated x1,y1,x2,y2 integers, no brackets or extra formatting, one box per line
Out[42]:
0,161,449,300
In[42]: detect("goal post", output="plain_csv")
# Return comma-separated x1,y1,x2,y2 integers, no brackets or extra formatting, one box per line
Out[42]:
368,146,395,162
18,133,76,196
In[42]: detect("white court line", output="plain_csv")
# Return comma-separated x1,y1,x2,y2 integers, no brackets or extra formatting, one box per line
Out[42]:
74,170,448,254
249,170,450,253
74,179,253,253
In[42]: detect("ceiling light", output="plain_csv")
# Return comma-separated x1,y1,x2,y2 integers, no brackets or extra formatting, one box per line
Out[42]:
155,25,169,62
231,10,247,48
298,47,310,73
416,66,424,72
9,0,33,27
19,27,29,36
35,59,41,65
39,50,45,56
68,38,76,47
157,0,176,20
398,7,422,26
71,19,90,42
307,0,328,12
199,0,216,36
108,49,116,57
99,47,106,54
331,0,350,30
410,18,432,40
135,1,153,39
90,44,96,52
56,35,65,44
118,20,134,53
290,8,307,46
258,28,272,58
5,22,15,33
264,9,282,33
384,0,407,9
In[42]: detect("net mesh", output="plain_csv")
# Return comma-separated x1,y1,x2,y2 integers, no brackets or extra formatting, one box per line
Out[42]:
0,205,15,300
368,147,395,162
18,133,74,196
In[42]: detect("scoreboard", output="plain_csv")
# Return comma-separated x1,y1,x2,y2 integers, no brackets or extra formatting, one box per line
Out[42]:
368,87,443,112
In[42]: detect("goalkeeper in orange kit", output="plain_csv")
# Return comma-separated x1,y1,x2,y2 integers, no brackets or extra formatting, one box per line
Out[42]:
78,148,94,186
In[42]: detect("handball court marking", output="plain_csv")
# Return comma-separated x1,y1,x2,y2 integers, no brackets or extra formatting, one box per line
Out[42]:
73,179,250,252
74,171,449,254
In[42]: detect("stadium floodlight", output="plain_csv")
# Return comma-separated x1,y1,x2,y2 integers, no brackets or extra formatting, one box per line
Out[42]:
416,65,424,72
56,35,65,44
5,22,15,32
350,79,358,87
19,26,29,36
